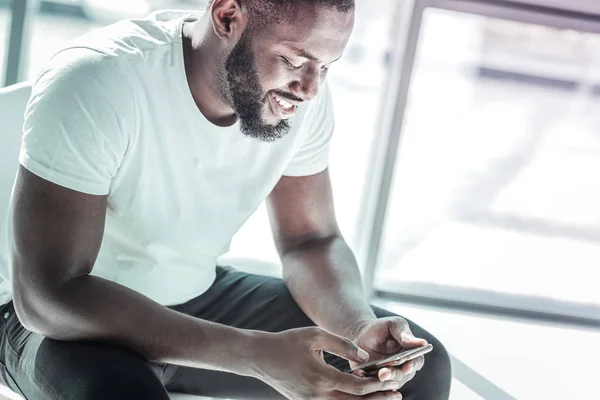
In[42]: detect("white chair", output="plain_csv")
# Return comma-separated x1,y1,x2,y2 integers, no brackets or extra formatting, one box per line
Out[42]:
0,83,223,400
0,82,31,257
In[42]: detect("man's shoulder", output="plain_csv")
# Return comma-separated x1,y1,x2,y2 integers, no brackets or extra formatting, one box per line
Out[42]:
42,11,186,76
31,47,131,105
30,12,189,106
25,47,136,146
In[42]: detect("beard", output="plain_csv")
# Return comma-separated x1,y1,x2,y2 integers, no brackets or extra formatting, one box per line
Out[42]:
224,32,291,142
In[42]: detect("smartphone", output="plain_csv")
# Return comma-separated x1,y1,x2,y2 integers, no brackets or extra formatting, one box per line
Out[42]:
349,344,433,373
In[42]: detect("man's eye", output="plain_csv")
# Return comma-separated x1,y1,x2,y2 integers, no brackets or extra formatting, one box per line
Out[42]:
281,57,302,70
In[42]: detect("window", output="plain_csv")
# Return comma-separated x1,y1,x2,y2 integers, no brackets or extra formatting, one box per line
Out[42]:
1,3,11,84
375,9,600,314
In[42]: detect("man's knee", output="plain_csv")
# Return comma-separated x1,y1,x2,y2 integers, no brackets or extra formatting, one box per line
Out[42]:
78,368,170,400
425,335,453,387
28,338,171,400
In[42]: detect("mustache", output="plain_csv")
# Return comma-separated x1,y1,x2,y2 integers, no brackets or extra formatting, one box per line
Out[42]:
270,90,304,103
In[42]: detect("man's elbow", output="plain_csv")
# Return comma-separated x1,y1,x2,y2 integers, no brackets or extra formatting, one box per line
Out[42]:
12,283,60,337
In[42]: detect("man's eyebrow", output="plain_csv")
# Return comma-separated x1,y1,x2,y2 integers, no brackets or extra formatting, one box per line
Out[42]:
291,48,343,64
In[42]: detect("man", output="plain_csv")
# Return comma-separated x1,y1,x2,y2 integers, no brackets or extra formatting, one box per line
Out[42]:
0,0,451,399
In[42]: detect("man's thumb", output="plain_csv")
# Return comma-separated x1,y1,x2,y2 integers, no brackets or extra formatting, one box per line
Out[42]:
316,331,370,363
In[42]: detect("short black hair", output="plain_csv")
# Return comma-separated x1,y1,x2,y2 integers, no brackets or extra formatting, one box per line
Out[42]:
208,0,355,25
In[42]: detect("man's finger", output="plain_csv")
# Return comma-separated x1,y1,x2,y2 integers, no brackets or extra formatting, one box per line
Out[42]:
414,355,425,371
333,389,403,399
378,356,424,382
332,369,402,396
399,356,424,375
389,319,428,348
378,366,410,382
353,369,369,378
378,367,394,381
314,330,370,364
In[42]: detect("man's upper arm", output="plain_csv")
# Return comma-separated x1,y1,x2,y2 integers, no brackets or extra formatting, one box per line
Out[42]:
11,166,108,326
266,169,341,256
11,49,129,324
20,48,132,195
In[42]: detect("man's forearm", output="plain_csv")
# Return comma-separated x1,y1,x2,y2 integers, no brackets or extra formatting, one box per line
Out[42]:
281,235,377,340
14,274,262,376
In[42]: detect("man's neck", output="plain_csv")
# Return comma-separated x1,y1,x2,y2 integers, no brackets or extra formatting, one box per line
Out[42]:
182,20,238,127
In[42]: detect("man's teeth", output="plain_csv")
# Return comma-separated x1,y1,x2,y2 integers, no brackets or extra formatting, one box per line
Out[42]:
274,96,293,109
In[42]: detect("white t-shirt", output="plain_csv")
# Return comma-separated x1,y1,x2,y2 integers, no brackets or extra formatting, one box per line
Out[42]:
0,10,335,306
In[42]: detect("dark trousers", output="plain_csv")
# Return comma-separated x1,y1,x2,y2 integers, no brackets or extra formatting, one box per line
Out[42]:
0,266,452,399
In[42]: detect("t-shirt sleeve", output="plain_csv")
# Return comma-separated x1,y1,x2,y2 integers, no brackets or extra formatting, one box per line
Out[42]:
19,49,133,196
283,82,335,177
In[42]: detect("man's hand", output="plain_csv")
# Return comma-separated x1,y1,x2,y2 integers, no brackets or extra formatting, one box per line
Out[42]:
252,327,405,399
351,317,428,392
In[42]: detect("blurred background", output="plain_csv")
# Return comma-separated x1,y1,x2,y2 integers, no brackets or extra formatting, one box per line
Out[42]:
2,0,600,399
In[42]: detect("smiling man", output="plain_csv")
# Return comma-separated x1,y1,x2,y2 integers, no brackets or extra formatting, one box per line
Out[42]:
0,0,451,399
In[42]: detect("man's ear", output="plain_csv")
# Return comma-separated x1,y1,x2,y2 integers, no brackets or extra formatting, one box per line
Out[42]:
210,0,247,41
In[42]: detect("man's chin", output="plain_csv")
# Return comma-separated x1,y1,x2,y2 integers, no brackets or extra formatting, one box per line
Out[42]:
261,107,284,126
238,115,291,142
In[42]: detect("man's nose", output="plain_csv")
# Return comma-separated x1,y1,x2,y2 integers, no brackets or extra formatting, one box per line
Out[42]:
290,68,320,102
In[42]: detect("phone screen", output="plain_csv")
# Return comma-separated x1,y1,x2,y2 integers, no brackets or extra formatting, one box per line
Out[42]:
349,344,433,373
